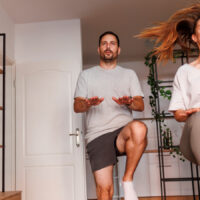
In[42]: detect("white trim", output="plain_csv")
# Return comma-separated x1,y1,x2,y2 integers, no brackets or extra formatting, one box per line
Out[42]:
11,62,16,190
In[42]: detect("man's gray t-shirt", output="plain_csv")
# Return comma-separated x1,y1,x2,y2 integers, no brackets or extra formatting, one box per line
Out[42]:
74,65,144,144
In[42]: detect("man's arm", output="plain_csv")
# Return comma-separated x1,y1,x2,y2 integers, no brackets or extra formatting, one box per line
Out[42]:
127,96,144,111
112,96,144,111
74,96,104,113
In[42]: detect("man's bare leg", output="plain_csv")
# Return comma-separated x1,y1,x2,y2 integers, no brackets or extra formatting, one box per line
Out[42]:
94,165,114,200
116,120,147,199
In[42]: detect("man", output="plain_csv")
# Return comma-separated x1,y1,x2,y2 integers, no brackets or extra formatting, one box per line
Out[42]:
74,31,147,200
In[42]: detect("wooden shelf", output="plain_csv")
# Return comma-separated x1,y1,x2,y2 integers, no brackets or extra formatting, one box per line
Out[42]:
0,69,3,74
0,106,3,110
145,149,172,153
0,145,3,148
0,191,21,200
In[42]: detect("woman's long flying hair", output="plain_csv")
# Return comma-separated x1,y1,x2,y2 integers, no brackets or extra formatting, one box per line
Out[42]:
136,4,200,62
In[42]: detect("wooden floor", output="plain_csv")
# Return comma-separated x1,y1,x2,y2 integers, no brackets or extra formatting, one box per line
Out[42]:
89,196,199,200
138,196,199,200
0,191,21,200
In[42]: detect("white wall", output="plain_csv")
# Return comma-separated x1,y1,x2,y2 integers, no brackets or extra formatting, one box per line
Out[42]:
15,19,82,65
0,2,15,191
0,66,16,191
0,3,15,60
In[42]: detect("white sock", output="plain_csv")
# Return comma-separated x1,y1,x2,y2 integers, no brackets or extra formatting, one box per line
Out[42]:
123,181,138,200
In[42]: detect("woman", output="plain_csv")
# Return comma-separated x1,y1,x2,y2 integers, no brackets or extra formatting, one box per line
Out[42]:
137,4,200,165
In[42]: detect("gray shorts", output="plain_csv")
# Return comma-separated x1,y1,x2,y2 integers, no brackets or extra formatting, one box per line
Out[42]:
86,127,125,172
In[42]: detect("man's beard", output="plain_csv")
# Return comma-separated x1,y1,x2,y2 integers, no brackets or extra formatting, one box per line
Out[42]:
100,50,118,62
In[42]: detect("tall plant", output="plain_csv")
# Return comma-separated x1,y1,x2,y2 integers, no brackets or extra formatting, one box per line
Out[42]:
145,51,184,161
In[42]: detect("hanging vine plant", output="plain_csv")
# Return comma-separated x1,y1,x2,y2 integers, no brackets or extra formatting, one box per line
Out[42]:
145,51,184,161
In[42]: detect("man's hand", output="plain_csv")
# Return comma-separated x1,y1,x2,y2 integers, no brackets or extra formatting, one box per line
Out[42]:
112,96,144,111
87,96,104,106
174,108,200,122
112,96,133,105
74,96,104,113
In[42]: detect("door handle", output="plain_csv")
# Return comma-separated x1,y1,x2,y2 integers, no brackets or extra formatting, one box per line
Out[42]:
69,128,80,147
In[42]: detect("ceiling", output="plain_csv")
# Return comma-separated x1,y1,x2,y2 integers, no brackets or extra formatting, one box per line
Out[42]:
0,0,195,65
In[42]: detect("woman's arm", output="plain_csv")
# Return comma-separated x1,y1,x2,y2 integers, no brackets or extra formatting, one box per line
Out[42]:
173,108,200,122
173,109,188,122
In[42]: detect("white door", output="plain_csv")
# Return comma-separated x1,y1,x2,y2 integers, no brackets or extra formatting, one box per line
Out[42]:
16,62,86,200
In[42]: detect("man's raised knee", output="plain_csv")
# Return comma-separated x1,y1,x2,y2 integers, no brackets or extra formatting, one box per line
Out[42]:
130,120,147,133
129,120,147,142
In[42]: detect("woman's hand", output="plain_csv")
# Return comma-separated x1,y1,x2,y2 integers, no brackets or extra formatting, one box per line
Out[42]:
174,108,200,122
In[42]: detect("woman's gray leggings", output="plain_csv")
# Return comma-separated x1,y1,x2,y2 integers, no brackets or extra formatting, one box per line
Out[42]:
180,111,200,165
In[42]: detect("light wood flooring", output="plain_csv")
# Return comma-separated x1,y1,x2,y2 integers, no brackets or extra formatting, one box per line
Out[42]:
138,196,199,200
0,191,21,200
89,196,199,200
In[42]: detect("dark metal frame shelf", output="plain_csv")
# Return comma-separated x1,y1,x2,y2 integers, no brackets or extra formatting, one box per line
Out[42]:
152,50,200,200
0,33,6,192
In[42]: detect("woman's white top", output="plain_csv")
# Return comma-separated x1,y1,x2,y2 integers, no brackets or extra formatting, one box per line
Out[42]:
169,64,200,111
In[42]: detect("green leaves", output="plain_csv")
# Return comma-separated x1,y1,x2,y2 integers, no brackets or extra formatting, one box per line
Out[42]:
159,87,172,100
145,51,184,161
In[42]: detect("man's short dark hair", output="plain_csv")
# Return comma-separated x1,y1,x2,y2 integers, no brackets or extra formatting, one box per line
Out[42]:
99,31,120,47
